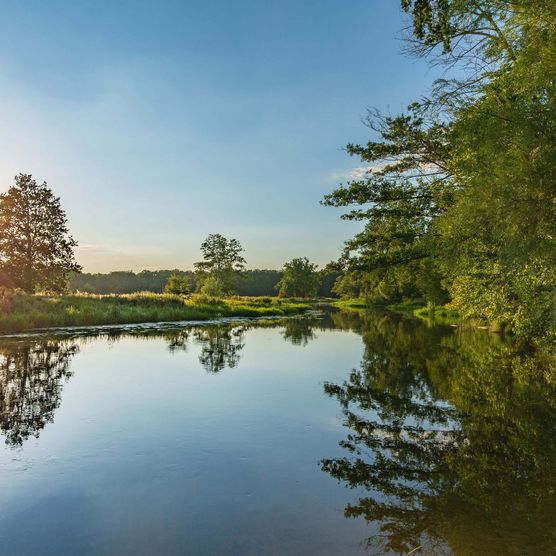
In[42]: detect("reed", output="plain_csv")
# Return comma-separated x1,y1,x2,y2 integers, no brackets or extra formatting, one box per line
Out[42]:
0,292,310,334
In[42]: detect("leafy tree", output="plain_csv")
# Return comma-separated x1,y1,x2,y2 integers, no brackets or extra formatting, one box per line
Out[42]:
164,273,191,295
0,174,80,292
324,2,556,345
198,275,226,297
194,234,246,296
318,268,341,298
276,257,320,298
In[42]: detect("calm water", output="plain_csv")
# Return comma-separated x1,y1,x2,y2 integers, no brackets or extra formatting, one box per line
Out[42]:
0,311,554,555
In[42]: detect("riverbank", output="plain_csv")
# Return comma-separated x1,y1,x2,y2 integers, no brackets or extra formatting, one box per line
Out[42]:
332,298,461,324
0,292,310,334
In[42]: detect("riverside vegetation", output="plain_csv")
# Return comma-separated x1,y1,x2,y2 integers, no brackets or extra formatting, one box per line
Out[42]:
324,1,556,349
0,290,310,334
0,3,554,349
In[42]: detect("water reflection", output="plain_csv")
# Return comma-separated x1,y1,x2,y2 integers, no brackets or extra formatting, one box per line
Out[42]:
0,311,554,555
192,325,247,374
0,317,324,445
321,312,556,555
161,317,323,371
0,340,78,447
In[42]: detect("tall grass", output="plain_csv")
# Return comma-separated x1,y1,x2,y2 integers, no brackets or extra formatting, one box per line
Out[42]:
0,292,310,334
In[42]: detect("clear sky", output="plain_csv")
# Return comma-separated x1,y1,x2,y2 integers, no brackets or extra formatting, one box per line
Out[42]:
0,0,436,272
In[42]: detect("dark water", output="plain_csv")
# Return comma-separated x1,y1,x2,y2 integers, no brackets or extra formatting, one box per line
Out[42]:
0,311,554,555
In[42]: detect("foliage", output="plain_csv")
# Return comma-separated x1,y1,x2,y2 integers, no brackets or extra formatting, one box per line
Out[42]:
276,257,320,298
194,234,246,296
71,269,196,294
199,275,226,297
164,273,191,295
235,269,283,296
71,268,339,298
324,2,556,346
0,174,80,293
317,268,340,298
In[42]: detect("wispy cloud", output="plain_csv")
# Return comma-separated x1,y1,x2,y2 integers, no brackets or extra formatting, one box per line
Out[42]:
330,160,439,183
329,164,386,182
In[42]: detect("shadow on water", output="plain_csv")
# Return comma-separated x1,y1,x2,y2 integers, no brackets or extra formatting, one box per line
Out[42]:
0,310,554,555
320,310,556,555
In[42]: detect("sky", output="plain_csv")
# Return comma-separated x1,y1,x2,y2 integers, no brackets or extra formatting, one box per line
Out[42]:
0,0,437,272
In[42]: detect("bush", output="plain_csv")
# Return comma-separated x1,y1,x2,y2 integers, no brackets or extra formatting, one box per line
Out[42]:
199,276,226,297
164,274,191,295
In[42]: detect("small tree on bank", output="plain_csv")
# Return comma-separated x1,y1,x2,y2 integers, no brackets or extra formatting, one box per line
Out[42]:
0,174,80,292
276,257,320,298
164,273,191,295
194,234,246,296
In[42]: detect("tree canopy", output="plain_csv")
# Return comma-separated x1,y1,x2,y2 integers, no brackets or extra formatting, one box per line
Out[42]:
324,1,556,346
164,273,191,295
276,257,320,298
0,174,80,293
194,234,246,296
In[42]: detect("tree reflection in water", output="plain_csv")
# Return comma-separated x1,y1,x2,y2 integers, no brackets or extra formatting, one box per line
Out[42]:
162,317,323,372
281,316,319,346
192,325,246,374
321,312,556,555
0,340,78,447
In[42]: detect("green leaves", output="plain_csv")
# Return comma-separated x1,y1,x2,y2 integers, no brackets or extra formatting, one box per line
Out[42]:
324,2,556,345
276,257,320,298
164,273,191,295
0,174,80,293
194,234,246,296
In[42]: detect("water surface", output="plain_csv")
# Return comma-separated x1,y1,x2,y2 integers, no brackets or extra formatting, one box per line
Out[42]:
0,311,553,555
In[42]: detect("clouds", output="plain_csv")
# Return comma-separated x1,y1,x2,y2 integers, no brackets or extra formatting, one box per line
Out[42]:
330,165,384,182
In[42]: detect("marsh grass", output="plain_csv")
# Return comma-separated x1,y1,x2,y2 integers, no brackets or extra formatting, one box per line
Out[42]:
0,292,310,333
332,299,370,310
332,298,463,325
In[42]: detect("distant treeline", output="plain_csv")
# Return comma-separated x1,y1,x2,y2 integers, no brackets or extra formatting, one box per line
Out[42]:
70,269,339,297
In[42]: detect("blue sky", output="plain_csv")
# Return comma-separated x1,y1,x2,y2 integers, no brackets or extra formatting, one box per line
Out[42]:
0,0,436,272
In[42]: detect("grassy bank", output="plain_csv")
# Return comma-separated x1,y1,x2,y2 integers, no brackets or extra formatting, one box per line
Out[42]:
0,292,310,334
333,298,462,324
331,298,369,310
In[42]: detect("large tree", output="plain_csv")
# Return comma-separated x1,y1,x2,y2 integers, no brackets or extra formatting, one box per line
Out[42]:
0,174,80,293
194,233,246,296
324,1,556,345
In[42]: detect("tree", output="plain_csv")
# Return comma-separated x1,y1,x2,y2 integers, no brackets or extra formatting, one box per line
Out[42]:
276,257,320,298
323,2,556,345
194,234,246,296
0,174,80,292
164,273,191,295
